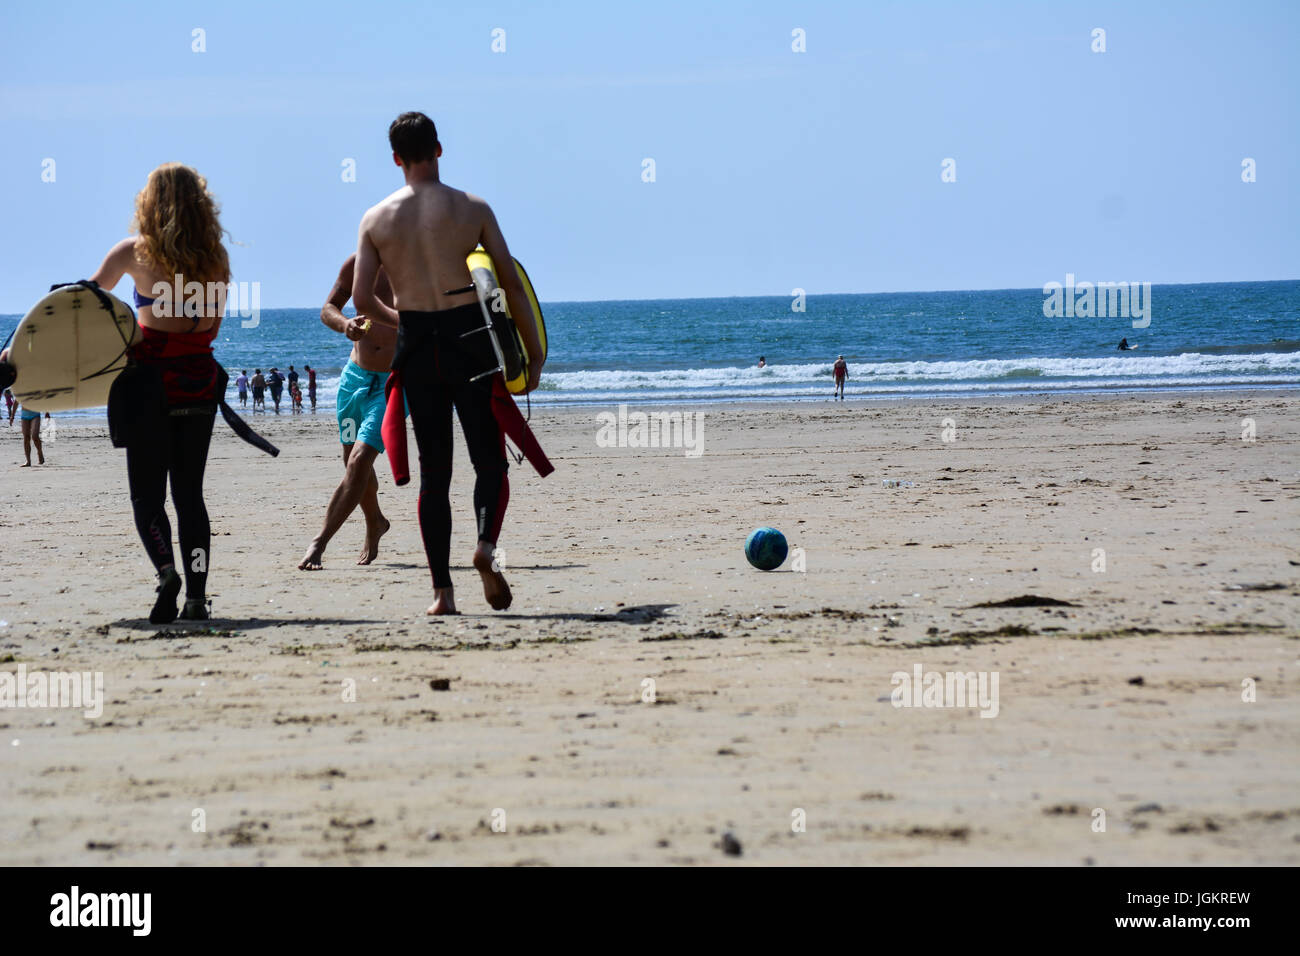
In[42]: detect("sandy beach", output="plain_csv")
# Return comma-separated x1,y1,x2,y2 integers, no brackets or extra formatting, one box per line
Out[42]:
1,390,1297,865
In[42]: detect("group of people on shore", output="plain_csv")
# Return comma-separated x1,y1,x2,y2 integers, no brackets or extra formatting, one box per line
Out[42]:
0,111,546,623
233,365,317,413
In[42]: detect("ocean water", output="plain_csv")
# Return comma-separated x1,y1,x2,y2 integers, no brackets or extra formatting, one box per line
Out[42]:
3,279,1296,416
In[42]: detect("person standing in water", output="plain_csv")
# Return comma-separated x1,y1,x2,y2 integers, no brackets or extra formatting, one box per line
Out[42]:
351,111,545,615
304,364,317,410
832,355,848,400
267,367,284,412
251,369,265,410
235,369,249,407
86,163,231,622
298,256,396,570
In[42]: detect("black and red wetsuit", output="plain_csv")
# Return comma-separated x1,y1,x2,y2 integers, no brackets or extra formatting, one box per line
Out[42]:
381,302,553,590
123,298,221,600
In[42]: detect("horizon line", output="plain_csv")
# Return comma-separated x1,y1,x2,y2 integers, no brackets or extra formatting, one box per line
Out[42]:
1,276,1297,318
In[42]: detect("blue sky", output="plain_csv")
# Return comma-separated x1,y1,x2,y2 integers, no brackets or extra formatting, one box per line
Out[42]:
0,0,1296,311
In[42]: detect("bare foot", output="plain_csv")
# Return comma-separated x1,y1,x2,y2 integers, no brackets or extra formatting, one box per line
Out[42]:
427,587,459,616
298,541,325,570
20,462,30,467
358,516,390,565
473,544,512,611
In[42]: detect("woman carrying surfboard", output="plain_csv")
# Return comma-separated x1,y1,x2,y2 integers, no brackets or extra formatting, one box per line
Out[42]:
86,163,232,623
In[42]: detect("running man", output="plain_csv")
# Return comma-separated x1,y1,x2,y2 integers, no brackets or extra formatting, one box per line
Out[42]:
235,369,249,407
298,256,396,569
352,111,545,615
833,354,848,400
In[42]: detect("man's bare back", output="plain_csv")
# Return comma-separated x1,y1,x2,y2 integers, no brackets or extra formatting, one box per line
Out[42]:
354,176,541,377
358,182,486,315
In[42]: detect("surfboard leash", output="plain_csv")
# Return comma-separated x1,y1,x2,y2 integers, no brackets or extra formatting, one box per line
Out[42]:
47,280,136,382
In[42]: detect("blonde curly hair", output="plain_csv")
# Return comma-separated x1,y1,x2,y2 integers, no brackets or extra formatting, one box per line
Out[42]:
131,163,230,285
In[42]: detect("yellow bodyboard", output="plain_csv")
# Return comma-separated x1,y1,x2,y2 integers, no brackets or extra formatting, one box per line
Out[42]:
465,247,546,394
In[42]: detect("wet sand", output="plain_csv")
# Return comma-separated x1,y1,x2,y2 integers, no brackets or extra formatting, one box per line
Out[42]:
1,390,1297,864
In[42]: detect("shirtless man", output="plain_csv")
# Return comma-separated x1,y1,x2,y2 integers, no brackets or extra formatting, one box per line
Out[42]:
352,111,543,615
298,257,397,569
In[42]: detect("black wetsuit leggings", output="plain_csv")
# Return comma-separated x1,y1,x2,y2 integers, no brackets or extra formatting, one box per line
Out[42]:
398,304,508,590
125,411,215,598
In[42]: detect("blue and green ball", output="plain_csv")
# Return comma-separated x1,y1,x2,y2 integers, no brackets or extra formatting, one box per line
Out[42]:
745,527,789,571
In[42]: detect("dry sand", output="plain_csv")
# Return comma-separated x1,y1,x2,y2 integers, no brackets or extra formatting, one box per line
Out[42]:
1,390,1297,865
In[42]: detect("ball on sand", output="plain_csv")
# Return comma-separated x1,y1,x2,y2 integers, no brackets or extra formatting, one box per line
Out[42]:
745,527,788,571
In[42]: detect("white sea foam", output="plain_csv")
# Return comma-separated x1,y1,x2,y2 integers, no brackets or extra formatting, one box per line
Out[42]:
40,351,1300,420
539,351,1300,395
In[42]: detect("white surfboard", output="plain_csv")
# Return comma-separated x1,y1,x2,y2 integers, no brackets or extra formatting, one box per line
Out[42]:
8,283,138,411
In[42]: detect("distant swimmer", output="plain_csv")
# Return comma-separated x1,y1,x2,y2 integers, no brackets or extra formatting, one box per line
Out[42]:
757,356,766,368
1117,338,1138,351
352,111,547,614
298,254,396,570
832,355,848,401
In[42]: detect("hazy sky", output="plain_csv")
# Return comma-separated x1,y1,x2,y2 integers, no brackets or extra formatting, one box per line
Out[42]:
0,0,1296,311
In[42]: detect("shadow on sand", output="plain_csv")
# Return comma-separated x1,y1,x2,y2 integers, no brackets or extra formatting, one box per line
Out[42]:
378,563,589,572
453,603,677,624
108,604,675,634
109,616,386,636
